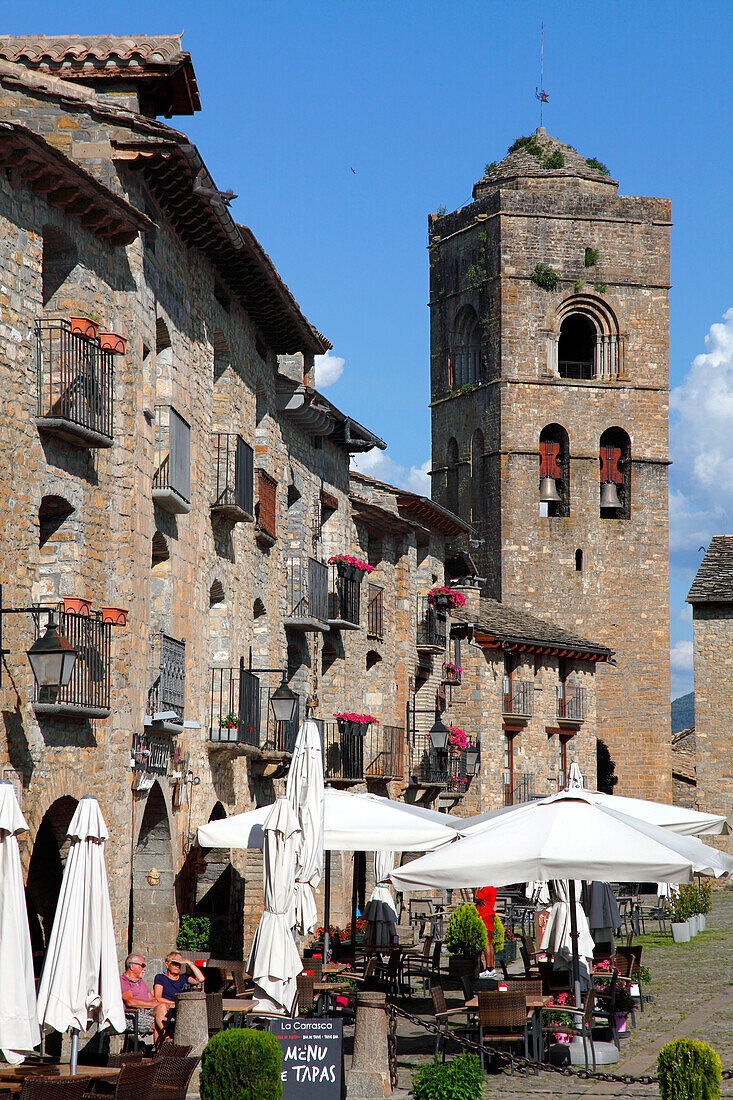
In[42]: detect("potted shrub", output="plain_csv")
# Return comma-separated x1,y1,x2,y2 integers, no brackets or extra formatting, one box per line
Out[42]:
63,596,91,617
679,883,698,935
219,712,240,731
657,1038,721,1100
98,331,127,354
100,606,128,625
411,1052,482,1100
665,889,690,943
328,554,374,582
448,725,468,754
699,881,712,931
427,586,467,611
546,991,575,1043
334,712,378,736
444,903,487,982
68,316,99,339
612,981,634,1034
201,1028,282,1100
442,662,462,685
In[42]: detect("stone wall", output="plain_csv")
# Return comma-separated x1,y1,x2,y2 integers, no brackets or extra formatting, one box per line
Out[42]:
692,605,733,849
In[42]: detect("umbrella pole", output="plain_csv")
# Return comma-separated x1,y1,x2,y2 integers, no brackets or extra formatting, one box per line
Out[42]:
70,1029,79,1075
323,850,331,962
568,880,581,1008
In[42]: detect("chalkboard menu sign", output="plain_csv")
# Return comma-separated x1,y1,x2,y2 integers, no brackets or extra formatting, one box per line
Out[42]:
269,1017,343,1098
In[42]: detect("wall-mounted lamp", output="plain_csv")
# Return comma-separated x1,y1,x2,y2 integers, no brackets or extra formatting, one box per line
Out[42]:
428,716,451,753
465,744,481,775
0,585,77,690
270,673,299,724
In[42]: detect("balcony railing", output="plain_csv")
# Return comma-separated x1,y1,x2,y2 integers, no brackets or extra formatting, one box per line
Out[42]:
35,319,114,447
259,680,300,754
132,731,171,776
319,719,364,781
557,685,586,722
327,565,361,629
147,632,185,726
153,405,191,514
211,434,254,522
502,682,533,717
285,556,328,628
255,469,277,543
33,610,111,719
503,772,536,806
446,743,477,796
408,732,449,786
367,584,384,640
365,723,404,780
416,598,447,651
208,662,260,747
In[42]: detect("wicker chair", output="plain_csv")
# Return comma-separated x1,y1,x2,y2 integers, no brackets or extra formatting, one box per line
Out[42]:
148,1055,200,1100
615,944,645,1021
19,1078,92,1100
113,1057,164,1100
542,988,597,1071
108,1051,145,1067
157,1043,193,1062
429,985,474,1062
232,963,253,997
297,972,316,1014
476,990,530,1074
206,991,224,1035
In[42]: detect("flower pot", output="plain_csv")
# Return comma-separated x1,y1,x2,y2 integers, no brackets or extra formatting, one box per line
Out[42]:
63,596,90,617
554,1033,571,1044
99,332,127,355
100,606,128,625
687,917,697,937
699,914,706,932
336,562,359,581
68,317,99,339
614,1012,628,1034
432,594,452,610
671,921,690,943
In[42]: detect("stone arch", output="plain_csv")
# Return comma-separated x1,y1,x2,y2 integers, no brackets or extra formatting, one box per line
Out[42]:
25,795,78,974
155,317,173,400
446,437,460,515
539,423,570,517
35,485,82,602
253,597,266,618
42,225,78,308
599,425,631,518
549,295,622,379
470,428,484,524
129,781,175,971
194,801,243,958
451,304,481,386
209,577,230,664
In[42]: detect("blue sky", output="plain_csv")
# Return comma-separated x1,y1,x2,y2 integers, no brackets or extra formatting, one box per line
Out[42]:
12,0,733,697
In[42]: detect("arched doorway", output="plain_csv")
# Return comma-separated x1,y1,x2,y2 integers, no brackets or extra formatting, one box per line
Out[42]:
25,796,78,976
129,782,175,972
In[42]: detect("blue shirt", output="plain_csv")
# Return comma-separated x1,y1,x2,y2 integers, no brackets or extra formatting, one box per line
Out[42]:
154,972,190,1003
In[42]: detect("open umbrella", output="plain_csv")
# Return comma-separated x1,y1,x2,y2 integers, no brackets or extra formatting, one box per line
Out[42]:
247,797,303,1015
0,782,40,1063
36,797,125,1072
363,851,398,947
391,791,733,1003
286,720,324,936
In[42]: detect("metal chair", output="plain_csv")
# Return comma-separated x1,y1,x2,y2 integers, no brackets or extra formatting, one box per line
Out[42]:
429,985,474,1062
615,944,645,1021
19,1079,92,1100
402,935,434,992
476,990,530,1074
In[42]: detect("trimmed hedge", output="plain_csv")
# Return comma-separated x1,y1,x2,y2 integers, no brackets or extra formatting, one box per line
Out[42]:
658,1039,721,1100
412,1053,483,1100
201,1029,282,1100
445,904,487,957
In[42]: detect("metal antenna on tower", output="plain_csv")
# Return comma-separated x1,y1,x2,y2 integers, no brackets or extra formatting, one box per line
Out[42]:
535,23,548,127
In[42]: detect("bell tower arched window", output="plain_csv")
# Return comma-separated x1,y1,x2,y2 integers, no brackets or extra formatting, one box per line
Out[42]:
539,424,570,517
558,314,595,379
549,296,622,380
599,427,631,518
451,306,481,388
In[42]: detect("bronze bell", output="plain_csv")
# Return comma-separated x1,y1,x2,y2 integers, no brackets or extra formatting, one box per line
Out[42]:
600,481,622,509
539,477,561,504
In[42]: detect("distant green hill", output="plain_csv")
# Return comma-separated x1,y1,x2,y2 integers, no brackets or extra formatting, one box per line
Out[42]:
671,691,694,733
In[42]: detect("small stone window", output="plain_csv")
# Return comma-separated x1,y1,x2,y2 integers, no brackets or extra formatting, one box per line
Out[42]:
575,548,583,572
558,314,595,379
450,305,481,388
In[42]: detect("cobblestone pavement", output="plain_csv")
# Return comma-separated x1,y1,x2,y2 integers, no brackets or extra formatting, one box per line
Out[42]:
388,887,733,1097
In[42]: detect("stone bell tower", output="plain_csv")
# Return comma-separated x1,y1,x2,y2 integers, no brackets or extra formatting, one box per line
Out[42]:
429,128,671,800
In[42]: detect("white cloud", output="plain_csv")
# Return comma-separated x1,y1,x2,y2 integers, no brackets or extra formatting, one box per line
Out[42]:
668,490,721,554
351,449,431,495
314,351,344,388
670,639,693,673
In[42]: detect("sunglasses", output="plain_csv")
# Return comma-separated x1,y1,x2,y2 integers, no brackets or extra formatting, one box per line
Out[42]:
132,962,146,969
168,961,182,967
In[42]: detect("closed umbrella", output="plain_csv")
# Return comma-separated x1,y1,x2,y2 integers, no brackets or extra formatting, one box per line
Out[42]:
247,797,302,1015
286,720,324,936
0,782,40,1064
541,880,595,990
363,851,397,947
36,797,125,1073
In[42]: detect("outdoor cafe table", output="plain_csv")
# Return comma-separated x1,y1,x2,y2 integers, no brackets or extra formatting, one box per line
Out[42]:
0,1063,120,1094
465,993,553,1062
222,996,256,1025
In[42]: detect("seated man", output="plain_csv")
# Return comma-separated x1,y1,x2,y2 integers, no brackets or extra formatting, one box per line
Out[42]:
153,952,205,1044
120,953,160,1046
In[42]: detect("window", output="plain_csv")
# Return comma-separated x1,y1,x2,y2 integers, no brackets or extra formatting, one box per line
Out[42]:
503,733,515,805
556,734,573,789
539,424,570,517
558,313,595,379
599,427,631,518
575,548,583,571
551,297,621,379
451,305,481,387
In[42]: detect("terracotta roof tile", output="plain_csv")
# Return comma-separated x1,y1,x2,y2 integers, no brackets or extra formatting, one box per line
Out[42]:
0,35,186,66
452,597,613,659
687,536,733,603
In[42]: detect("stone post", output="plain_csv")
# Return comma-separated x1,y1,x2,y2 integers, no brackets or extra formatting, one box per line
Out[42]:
347,991,392,1098
174,990,208,1098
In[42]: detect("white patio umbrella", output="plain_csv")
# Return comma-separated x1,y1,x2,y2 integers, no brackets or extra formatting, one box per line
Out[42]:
391,791,733,1003
247,797,303,1015
0,782,40,1064
363,851,398,947
286,720,324,936
36,797,125,1073
541,880,595,988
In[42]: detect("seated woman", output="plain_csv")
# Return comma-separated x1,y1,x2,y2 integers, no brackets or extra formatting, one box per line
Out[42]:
153,952,205,1046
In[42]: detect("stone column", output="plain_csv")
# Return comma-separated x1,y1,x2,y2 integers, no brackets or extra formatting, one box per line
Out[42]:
174,990,208,1099
347,991,392,1098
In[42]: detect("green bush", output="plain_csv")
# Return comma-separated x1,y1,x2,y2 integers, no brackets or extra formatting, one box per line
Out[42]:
412,1053,483,1100
531,263,560,292
177,914,211,951
593,282,607,294
586,156,610,176
492,913,505,952
699,881,712,915
445,904,487,957
201,1029,282,1100
542,150,564,170
508,135,543,159
584,247,598,268
464,264,486,290
658,1039,721,1100
665,888,688,924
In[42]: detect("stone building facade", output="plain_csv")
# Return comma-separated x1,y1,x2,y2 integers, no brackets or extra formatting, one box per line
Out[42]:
0,37,614,973
428,128,671,800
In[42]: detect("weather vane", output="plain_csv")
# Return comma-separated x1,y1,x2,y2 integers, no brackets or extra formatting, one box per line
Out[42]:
535,23,548,128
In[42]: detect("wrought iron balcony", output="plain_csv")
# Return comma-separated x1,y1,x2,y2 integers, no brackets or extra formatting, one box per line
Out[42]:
147,632,185,730
285,556,329,631
446,740,478,796
365,723,404,781
255,468,277,544
367,583,384,640
502,681,533,718
152,405,191,515
208,662,260,748
327,565,361,630
35,319,114,447
416,597,446,652
557,685,586,723
33,609,111,719
503,771,536,807
211,434,254,522
131,731,171,778
320,719,365,781
408,731,449,787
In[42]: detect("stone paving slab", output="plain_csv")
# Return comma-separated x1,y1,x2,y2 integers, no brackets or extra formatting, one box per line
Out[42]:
389,887,733,1097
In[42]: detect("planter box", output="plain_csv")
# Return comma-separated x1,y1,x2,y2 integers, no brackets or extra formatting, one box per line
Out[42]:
671,921,689,944
494,939,517,966
99,332,127,354
432,594,452,610
68,316,99,339
687,916,697,937
699,914,707,931
447,954,479,983
100,606,128,625
63,596,90,616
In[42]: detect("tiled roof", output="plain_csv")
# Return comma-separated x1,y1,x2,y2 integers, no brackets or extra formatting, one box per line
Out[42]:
0,35,200,115
687,536,733,603
452,597,613,660
348,471,470,536
472,128,617,200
